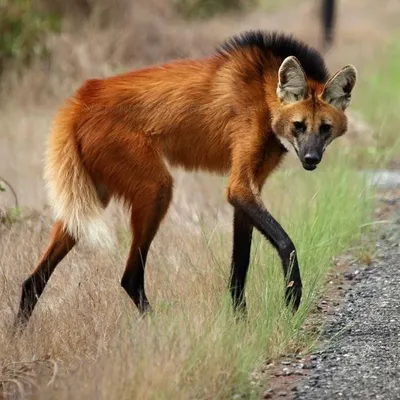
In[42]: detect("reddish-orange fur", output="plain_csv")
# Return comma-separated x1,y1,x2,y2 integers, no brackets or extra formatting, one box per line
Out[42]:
15,31,357,325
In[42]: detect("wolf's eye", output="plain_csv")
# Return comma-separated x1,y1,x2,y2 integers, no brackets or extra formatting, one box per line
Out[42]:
293,121,306,136
320,123,332,136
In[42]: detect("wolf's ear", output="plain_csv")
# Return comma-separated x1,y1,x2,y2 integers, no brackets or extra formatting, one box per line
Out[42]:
277,56,308,104
321,65,357,110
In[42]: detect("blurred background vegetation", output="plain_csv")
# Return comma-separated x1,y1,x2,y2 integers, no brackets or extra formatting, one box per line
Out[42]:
0,0,298,77
0,0,60,75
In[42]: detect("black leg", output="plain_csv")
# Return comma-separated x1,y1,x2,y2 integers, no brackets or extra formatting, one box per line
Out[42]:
229,197,302,311
230,208,253,315
121,181,172,315
15,221,76,329
121,245,152,314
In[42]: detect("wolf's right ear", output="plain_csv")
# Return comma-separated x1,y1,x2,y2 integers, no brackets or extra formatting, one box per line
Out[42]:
321,65,357,110
277,56,308,104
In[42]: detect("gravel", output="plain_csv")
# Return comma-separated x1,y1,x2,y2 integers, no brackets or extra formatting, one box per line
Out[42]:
293,211,400,400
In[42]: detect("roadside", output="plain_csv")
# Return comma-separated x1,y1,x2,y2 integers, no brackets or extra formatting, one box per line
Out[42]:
262,186,400,399
294,199,400,400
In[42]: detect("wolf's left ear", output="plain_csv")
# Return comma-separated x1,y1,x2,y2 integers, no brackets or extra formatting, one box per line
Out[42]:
321,65,357,110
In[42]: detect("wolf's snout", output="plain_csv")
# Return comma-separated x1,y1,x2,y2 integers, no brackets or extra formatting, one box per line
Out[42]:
304,152,321,165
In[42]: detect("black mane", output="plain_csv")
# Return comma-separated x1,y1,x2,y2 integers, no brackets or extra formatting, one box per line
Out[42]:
217,30,329,83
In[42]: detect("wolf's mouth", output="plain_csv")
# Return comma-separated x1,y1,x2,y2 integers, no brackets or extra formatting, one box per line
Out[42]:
302,162,317,171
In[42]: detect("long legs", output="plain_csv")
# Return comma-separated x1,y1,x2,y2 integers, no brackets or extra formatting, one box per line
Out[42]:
121,177,173,314
228,135,301,316
230,208,253,314
229,195,302,311
15,221,76,327
15,129,174,326
93,135,174,314
16,130,297,325
229,205,302,316
14,190,110,328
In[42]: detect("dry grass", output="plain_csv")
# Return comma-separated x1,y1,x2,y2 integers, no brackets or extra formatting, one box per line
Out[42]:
0,358,58,398
0,160,373,399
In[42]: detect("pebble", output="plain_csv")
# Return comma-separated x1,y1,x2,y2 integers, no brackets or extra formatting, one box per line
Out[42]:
302,362,316,370
282,367,292,376
263,389,273,399
344,271,355,280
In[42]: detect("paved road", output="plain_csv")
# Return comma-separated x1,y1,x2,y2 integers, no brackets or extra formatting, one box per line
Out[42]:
294,210,400,400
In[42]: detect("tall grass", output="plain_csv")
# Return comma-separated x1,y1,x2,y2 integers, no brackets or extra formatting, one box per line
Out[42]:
0,155,373,399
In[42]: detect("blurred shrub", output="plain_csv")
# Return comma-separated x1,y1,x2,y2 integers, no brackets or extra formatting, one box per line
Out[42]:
0,0,60,74
36,0,93,19
173,0,253,19
36,0,137,28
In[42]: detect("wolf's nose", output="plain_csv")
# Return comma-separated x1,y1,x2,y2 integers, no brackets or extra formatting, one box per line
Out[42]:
304,153,321,165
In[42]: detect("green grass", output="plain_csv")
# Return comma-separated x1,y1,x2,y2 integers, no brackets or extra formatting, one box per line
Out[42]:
162,161,373,398
353,41,400,166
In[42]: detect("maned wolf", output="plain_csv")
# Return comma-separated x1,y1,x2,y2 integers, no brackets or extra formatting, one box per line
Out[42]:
15,30,357,327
